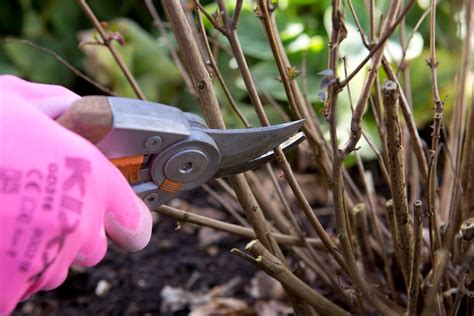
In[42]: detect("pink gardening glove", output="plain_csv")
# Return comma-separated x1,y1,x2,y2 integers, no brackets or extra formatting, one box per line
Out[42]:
0,75,153,315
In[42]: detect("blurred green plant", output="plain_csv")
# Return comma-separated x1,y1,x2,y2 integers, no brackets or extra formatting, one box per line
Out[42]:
77,18,182,103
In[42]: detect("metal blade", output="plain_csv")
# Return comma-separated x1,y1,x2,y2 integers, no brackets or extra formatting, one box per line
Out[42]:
199,119,305,176
214,131,305,178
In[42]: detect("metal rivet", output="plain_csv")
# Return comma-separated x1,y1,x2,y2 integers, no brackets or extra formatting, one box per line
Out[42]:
143,192,160,206
144,136,163,151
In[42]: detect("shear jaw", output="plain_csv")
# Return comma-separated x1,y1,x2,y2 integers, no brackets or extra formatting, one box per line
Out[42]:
99,97,303,209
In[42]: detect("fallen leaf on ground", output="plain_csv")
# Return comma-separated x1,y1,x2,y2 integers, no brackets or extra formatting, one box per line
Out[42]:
247,271,285,300
254,299,293,316
190,298,255,316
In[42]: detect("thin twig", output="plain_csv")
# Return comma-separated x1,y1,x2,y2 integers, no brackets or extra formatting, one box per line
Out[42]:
340,1,402,157
144,0,195,95
355,153,397,298
155,205,328,248
426,0,444,256
369,0,375,41
421,250,450,316
76,0,146,100
371,80,390,171
245,171,295,234
339,0,415,87
292,248,352,304
244,240,350,316
193,2,250,127
262,91,291,121
194,1,226,34
348,0,369,47
257,0,332,179
385,200,403,275
265,165,301,237
215,178,237,199
202,184,248,227
231,0,244,29
0,38,116,96
407,200,424,316
396,6,432,75
441,0,474,243
361,130,391,190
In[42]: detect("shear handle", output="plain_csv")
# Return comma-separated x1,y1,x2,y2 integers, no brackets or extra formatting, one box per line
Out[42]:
56,96,145,183
56,96,113,144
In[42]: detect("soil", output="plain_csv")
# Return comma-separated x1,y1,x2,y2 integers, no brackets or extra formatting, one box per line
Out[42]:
13,189,259,316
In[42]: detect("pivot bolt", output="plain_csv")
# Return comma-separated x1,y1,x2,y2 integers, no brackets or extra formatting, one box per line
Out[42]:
164,149,209,183
179,162,194,174
144,136,163,152
143,192,160,207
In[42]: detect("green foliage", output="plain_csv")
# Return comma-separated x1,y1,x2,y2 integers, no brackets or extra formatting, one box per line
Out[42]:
78,18,182,103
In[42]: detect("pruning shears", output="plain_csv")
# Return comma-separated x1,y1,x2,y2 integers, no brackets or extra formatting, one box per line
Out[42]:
57,96,305,209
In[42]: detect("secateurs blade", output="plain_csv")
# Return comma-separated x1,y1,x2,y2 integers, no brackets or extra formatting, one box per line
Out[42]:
57,96,305,209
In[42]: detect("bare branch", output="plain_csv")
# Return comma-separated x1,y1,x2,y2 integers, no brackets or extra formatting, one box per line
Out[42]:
382,80,412,285
145,0,195,95
76,0,146,100
231,0,244,29
244,240,350,316
426,0,444,256
407,200,424,316
194,3,250,127
156,205,328,248
340,0,416,87
194,0,227,34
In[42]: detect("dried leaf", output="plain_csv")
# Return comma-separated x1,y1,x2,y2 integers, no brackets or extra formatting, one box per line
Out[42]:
254,300,293,316
248,271,285,300
190,298,255,316
160,286,197,313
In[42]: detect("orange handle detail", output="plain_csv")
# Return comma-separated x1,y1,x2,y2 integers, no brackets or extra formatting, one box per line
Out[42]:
110,155,144,183
159,178,183,193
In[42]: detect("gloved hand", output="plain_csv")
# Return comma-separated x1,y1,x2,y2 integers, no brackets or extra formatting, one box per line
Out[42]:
0,75,153,315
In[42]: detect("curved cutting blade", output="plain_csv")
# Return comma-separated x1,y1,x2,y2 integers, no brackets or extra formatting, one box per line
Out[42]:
198,120,305,177
214,131,305,178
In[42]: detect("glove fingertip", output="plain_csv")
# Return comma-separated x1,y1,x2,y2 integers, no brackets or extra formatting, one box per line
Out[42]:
106,197,152,252
41,269,69,291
